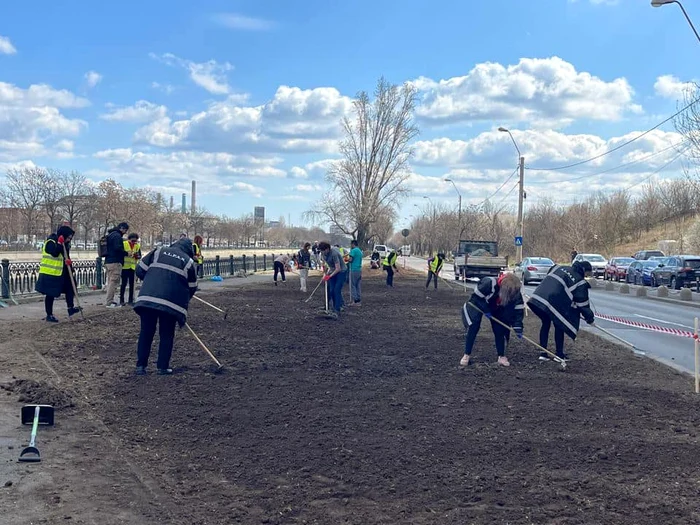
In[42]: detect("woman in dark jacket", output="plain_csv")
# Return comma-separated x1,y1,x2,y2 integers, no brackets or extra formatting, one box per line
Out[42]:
459,273,525,367
527,260,595,361
133,238,198,375
35,225,81,322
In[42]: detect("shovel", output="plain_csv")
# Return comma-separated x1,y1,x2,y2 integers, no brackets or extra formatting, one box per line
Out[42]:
18,404,55,463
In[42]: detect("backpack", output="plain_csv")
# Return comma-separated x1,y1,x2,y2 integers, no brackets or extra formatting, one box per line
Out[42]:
98,234,109,258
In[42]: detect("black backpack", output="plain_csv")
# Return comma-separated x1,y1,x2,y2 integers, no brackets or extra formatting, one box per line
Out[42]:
98,234,109,258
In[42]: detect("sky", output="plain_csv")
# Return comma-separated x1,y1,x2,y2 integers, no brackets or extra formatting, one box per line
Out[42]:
1,0,699,230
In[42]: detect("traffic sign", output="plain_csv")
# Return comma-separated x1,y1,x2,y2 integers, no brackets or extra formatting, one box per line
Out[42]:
401,229,410,238
514,236,523,247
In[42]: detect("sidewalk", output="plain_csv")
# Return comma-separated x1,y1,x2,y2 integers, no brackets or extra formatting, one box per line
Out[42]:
0,270,294,322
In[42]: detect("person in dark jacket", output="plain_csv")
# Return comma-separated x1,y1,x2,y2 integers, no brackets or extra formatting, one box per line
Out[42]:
35,225,81,322
570,249,578,262
133,238,198,375
104,222,129,308
382,249,400,287
459,273,525,367
527,260,595,361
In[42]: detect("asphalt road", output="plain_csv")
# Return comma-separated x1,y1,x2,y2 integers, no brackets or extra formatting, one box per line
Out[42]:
401,256,698,374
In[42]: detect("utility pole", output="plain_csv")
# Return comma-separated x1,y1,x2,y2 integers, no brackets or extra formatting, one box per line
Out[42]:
516,155,525,263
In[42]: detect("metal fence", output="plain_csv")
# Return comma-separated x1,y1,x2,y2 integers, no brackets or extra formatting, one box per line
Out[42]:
1,253,291,299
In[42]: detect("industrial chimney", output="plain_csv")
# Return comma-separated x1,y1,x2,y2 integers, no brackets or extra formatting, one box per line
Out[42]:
169,195,174,210
181,193,186,214
191,180,196,213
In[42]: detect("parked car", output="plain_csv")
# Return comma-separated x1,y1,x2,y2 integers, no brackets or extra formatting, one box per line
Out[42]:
626,260,660,286
372,244,389,260
650,255,700,289
604,257,635,281
572,253,606,278
514,257,555,285
648,256,668,262
633,249,665,260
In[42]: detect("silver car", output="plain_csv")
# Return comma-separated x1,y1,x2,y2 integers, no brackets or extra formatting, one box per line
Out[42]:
514,257,555,285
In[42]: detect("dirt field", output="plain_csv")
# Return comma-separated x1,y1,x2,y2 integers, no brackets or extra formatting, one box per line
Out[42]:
1,270,699,524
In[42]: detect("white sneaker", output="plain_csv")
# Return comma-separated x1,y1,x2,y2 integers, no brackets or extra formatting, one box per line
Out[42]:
106,302,121,309
497,356,510,367
459,354,470,367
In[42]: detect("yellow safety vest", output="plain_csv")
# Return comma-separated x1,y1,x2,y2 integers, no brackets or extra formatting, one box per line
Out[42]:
383,252,397,267
429,257,443,273
123,240,141,270
193,243,203,264
39,239,64,277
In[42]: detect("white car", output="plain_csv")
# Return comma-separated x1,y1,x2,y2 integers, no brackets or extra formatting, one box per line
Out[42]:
372,244,389,259
573,253,606,278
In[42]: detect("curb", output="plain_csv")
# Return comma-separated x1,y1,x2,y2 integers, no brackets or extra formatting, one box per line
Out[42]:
588,281,700,310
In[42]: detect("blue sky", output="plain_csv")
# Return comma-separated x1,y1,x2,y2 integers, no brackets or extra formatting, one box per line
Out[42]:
1,0,698,228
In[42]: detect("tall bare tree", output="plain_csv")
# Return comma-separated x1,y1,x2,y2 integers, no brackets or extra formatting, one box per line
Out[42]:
306,77,419,248
3,167,46,240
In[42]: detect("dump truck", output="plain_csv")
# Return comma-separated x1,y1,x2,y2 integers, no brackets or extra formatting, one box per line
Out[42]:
453,240,508,280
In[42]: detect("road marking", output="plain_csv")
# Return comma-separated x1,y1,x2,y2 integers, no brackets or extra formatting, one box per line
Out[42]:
634,314,694,330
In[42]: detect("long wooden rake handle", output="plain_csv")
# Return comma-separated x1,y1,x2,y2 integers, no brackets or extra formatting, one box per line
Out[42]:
185,323,223,369
193,295,224,313
467,302,566,367
61,242,86,321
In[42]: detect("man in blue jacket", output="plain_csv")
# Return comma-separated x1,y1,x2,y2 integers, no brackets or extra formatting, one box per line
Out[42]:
104,222,129,308
133,238,198,375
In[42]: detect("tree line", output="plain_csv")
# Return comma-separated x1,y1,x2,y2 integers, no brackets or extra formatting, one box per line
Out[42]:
0,167,328,250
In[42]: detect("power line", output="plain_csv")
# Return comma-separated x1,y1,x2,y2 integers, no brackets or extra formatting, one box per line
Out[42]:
528,139,688,184
496,181,519,208
474,166,518,208
525,97,700,172
621,145,690,191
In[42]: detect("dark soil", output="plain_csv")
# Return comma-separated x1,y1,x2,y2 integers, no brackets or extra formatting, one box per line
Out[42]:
12,271,700,524
2,378,75,409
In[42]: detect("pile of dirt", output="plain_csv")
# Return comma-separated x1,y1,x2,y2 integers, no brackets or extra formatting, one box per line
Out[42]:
1,378,74,409
25,270,700,524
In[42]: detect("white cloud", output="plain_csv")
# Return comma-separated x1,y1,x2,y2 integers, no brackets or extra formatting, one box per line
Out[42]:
413,128,684,172
100,100,168,122
150,53,233,95
413,56,641,128
294,184,323,192
0,82,89,161
654,74,692,100
84,71,102,89
151,82,175,95
289,166,308,179
132,86,350,155
0,35,17,55
231,181,265,197
213,13,275,31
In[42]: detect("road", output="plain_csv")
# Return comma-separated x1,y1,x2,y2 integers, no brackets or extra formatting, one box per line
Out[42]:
401,256,698,374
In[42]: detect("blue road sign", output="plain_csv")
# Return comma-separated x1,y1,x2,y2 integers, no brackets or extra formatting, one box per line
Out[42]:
514,236,523,246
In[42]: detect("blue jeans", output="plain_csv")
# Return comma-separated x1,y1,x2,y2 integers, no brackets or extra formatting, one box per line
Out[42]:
329,271,346,312
350,270,361,303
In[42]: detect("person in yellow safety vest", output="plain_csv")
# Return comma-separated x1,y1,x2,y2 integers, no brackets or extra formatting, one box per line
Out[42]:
120,233,141,306
35,225,81,322
426,252,445,290
193,235,204,278
382,249,400,287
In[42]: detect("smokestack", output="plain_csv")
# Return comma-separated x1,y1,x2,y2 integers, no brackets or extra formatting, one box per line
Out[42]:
191,180,196,213
169,195,174,210
181,193,186,214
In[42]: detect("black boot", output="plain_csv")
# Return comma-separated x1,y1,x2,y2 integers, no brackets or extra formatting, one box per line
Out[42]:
45,315,59,323
67,307,82,317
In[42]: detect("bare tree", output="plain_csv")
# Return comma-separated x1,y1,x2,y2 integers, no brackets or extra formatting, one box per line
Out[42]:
306,77,419,248
3,167,46,240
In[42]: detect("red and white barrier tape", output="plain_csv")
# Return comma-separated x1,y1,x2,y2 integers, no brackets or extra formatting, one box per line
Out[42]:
594,312,698,340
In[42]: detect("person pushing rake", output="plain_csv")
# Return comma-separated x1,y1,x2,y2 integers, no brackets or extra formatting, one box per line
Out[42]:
459,273,525,367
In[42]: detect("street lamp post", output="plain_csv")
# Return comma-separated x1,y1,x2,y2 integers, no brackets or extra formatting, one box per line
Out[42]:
498,127,525,263
651,0,700,43
444,178,462,237
423,196,436,255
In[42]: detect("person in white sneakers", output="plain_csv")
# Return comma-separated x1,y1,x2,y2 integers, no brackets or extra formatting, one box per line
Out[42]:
273,254,290,285
459,273,524,367
295,243,312,292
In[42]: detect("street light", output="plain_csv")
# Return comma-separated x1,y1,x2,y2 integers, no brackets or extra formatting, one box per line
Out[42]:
423,196,436,255
444,178,462,236
651,0,700,44
499,126,525,263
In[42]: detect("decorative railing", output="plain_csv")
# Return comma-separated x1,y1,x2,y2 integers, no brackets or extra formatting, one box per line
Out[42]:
1,253,293,298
